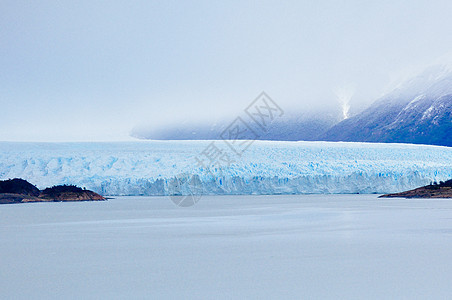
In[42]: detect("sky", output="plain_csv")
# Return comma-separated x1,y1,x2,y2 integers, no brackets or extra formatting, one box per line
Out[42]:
1,0,452,141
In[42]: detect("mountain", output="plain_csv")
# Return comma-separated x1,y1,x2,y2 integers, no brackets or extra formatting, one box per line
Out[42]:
321,64,452,147
132,64,451,146
252,113,341,141
131,109,341,141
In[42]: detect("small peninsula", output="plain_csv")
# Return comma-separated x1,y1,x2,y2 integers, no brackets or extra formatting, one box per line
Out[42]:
0,178,105,204
379,180,452,199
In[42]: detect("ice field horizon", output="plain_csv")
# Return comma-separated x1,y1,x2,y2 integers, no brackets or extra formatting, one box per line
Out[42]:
0,140,451,196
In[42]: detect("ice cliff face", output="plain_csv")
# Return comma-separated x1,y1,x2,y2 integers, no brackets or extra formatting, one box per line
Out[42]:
0,141,450,196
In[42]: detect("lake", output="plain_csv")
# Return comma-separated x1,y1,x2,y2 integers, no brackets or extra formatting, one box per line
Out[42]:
1,195,452,299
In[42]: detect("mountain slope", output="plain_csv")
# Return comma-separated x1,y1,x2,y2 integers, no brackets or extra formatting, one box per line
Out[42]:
322,64,452,147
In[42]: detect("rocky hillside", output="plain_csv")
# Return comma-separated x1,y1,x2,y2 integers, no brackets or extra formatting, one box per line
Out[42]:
0,178,40,196
39,185,105,201
380,179,452,198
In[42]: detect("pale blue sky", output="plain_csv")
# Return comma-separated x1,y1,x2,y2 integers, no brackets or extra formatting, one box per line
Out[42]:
1,0,452,141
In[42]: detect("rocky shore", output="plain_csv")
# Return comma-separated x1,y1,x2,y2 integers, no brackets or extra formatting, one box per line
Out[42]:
0,178,105,204
379,180,452,199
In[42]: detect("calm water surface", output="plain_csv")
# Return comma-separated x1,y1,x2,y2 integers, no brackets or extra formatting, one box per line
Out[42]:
1,195,452,299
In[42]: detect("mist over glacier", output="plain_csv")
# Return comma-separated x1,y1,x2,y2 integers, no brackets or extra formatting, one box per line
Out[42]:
0,141,450,196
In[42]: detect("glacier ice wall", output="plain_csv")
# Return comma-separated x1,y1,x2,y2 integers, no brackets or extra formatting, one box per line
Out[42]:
0,141,451,196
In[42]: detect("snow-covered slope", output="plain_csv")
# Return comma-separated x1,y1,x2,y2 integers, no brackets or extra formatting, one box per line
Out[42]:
0,141,451,196
322,63,452,146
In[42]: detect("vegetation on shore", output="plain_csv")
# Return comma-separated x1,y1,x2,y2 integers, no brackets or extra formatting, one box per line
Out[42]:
0,178,105,204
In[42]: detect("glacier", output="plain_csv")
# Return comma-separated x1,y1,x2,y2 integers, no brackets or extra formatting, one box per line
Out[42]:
0,141,451,196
